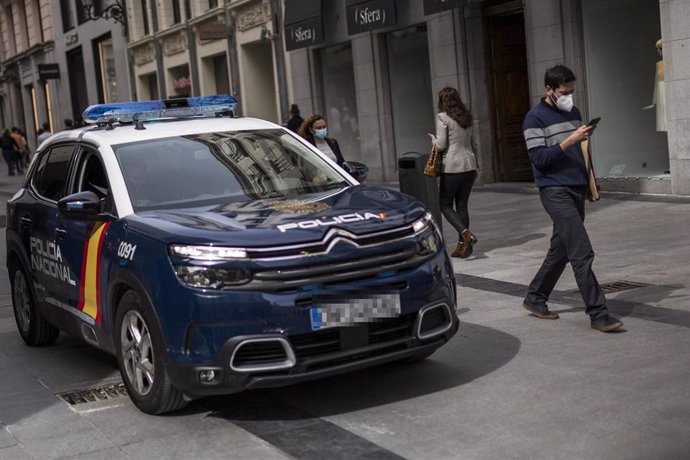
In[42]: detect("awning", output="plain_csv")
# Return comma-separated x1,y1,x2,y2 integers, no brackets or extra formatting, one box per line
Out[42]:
423,0,464,15
284,0,324,51
346,0,397,35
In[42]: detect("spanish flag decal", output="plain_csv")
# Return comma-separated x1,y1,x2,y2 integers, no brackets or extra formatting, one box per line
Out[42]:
77,222,110,326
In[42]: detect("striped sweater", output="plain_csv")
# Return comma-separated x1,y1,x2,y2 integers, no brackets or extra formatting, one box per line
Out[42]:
522,99,588,188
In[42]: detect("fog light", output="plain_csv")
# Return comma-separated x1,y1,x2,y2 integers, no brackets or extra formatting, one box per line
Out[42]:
199,370,216,382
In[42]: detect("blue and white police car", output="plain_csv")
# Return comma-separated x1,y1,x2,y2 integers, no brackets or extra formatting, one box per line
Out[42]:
6,95,458,414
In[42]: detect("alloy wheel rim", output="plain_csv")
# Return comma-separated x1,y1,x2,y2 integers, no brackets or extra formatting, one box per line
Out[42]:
120,310,155,396
13,270,31,332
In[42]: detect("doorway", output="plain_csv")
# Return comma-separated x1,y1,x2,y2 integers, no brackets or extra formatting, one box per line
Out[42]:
486,9,532,181
240,42,278,123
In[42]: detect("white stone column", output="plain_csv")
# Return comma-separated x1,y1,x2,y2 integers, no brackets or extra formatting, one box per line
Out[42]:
660,0,690,195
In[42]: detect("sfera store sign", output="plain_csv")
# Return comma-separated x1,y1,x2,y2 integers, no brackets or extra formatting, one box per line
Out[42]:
285,18,323,51
347,0,397,35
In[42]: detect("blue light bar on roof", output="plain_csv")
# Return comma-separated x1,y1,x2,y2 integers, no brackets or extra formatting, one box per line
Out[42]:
82,95,238,124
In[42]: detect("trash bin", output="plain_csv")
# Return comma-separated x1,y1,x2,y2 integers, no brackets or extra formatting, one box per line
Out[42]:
398,152,443,232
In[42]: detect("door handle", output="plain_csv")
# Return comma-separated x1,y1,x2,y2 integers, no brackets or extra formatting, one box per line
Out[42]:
20,216,32,225
56,228,68,239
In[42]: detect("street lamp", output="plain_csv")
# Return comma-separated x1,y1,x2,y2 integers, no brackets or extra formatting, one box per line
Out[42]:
81,0,127,32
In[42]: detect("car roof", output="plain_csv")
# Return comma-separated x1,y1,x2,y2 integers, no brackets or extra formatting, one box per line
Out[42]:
44,117,283,148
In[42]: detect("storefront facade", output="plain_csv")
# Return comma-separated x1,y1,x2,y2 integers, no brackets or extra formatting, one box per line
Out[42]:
286,0,690,195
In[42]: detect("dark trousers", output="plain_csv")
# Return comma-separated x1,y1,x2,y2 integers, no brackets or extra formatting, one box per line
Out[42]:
524,186,607,318
440,170,475,240
2,150,17,175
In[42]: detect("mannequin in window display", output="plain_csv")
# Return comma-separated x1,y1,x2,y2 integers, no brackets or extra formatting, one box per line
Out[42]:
643,38,666,132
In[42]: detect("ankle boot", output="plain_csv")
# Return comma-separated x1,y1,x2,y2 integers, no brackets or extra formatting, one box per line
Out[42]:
451,241,466,258
459,229,478,258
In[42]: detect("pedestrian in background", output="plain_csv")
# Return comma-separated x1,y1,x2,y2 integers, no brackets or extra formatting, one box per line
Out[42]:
428,87,479,258
37,122,52,145
286,104,304,133
521,64,622,332
299,114,345,166
1,128,20,176
10,127,27,172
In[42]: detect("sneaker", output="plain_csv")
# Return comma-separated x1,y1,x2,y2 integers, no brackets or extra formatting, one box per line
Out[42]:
522,303,559,320
591,315,623,332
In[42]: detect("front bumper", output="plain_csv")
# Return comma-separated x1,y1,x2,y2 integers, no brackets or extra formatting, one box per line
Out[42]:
166,301,459,396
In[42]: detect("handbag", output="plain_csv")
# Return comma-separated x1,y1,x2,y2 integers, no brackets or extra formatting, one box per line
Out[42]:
580,138,600,202
423,144,442,177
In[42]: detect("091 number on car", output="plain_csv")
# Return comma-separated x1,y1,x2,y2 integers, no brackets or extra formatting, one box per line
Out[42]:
118,242,137,261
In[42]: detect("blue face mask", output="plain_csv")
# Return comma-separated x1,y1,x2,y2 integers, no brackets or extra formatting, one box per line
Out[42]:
314,128,328,139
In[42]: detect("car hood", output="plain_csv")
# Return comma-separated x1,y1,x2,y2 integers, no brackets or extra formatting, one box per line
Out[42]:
127,185,427,246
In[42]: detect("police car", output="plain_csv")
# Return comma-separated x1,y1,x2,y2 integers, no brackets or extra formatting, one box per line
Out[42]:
6,95,458,414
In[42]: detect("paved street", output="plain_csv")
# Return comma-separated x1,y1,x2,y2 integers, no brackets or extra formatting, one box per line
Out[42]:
1,174,690,460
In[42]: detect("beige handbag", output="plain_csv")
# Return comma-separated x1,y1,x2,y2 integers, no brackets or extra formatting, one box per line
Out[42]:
423,144,442,177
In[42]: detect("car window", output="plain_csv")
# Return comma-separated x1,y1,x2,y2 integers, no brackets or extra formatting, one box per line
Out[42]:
113,129,349,211
74,148,115,215
32,144,75,201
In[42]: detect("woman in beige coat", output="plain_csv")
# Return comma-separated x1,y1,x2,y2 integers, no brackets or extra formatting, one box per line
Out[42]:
428,87,479,258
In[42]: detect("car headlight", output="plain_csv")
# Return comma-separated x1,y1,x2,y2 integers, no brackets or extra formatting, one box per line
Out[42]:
173,265,252,289
412,212,443,255
169,244,247,260
412,212,442,237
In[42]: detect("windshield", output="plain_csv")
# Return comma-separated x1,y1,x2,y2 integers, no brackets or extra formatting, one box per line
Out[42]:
113,129,350,211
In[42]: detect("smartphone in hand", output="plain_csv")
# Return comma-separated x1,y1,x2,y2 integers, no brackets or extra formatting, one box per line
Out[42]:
587,117,601,127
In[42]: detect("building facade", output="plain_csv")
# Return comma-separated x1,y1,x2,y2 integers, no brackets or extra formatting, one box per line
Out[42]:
285,0,690,195
51,0,131,128
0,0,55,151
126,0,290,125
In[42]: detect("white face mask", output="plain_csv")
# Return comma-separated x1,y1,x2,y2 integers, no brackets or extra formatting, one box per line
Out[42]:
552,93,574,112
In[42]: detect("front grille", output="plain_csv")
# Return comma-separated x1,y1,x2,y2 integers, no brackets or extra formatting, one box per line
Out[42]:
232,341,288,367
289,313,417,360
252,246,424,291
290,328,341,358
246,225,416,260
369,314,416,344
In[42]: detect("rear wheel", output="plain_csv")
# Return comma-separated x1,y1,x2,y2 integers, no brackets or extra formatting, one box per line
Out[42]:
11,264,59,346
114,290,187,414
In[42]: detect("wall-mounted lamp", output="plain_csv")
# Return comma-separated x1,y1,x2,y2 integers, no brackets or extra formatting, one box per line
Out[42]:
82,0,128,32
261,24,278,41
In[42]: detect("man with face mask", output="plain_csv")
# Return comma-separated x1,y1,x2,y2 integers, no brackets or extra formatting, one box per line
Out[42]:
521,65,623,333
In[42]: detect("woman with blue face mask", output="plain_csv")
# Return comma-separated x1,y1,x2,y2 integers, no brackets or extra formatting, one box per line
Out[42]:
298,114,345,166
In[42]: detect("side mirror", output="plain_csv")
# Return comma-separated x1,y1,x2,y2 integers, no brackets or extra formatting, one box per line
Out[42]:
343,161,369,183
58,191,111,221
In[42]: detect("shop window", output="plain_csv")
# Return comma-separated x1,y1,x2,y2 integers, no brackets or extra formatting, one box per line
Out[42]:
60,0,75,32
318,43,360,160
386,24,434,161
581,0,669,176
169,64,191,98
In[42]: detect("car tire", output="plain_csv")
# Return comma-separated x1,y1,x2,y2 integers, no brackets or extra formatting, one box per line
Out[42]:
11,264,59,346
114,290,187,415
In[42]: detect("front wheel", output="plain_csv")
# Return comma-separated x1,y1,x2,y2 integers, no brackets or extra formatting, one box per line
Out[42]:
114,290,186,414
11,264,59,346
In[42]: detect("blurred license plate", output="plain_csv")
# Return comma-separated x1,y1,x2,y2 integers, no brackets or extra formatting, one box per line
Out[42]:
310,293,401,330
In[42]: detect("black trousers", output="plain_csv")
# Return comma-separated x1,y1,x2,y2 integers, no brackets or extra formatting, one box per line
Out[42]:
439,170,475,240
524,186,607,318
